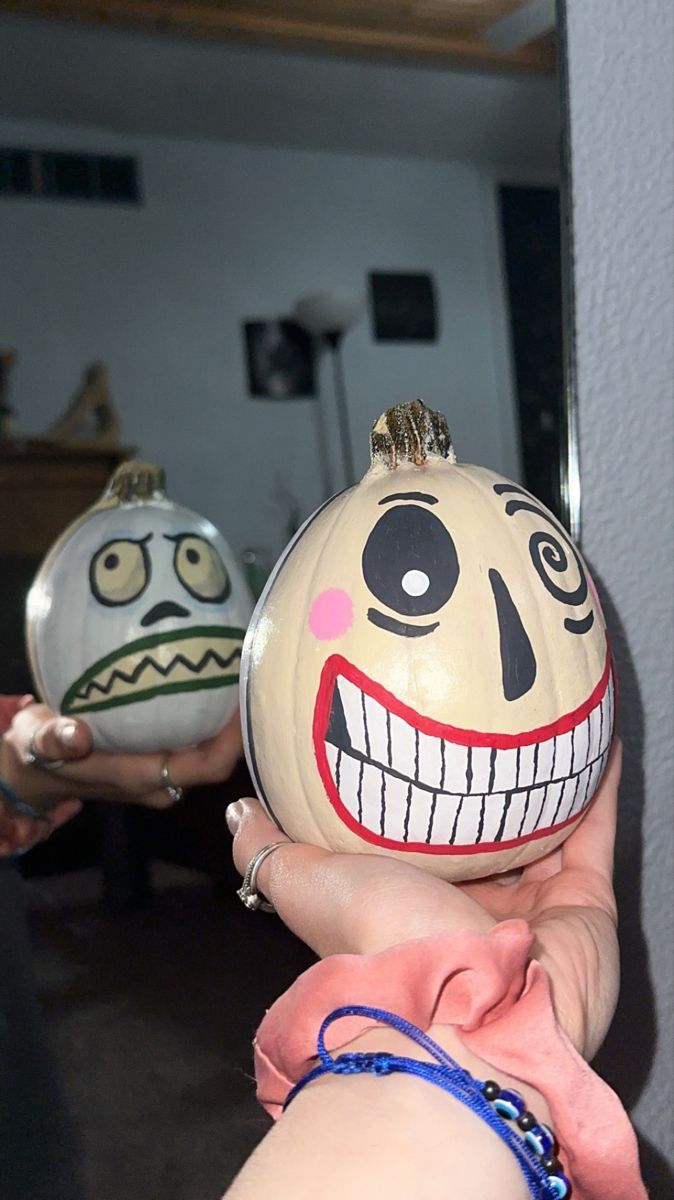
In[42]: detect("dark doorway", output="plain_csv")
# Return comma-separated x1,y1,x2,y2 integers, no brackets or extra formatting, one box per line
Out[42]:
499,184,564,523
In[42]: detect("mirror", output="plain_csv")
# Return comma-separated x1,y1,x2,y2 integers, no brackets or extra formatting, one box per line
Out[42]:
0,4,570,1197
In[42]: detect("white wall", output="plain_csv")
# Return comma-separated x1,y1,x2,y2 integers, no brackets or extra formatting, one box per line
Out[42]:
0,117,521,562
566,0,674,1188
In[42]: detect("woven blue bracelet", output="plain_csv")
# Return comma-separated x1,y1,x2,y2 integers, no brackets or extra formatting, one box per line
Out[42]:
0,777,47,857
284,1005,571,1199
0,776,43,821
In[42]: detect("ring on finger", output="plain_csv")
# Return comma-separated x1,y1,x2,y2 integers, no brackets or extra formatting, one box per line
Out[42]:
159,756,184,805
237,842,286,913
25,730,65,772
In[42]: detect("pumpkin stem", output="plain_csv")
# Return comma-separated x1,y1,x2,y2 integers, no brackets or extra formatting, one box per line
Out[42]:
370,399,456,469
104,460,167,504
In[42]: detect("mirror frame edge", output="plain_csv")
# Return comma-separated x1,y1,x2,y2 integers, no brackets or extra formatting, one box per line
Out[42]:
556,0,582,543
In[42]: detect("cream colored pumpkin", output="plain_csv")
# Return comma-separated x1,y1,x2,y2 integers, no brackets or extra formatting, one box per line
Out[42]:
241,401,614,881
27,461,252,753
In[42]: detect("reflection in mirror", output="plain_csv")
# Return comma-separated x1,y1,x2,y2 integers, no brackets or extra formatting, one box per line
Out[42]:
0,4,567,1197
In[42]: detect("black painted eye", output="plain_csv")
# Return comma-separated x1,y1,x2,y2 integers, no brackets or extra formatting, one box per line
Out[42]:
362,505,459,617
173,534,230,603
90,538,150,607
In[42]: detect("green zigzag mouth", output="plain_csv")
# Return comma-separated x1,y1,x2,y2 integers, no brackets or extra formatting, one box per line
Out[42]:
62,625,245,715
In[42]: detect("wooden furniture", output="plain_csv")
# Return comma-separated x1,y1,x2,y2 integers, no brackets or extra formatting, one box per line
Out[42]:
0,0,557,74
0,438,133,693
0,438,132,558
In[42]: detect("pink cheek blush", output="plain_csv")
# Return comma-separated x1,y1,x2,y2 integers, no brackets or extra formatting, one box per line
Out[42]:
308,588,354,640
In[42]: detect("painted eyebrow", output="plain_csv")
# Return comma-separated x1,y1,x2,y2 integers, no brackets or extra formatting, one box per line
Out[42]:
96,532,152,550
378,491,438,506
492,484,563,531
367,608,439,638
162,532,199,542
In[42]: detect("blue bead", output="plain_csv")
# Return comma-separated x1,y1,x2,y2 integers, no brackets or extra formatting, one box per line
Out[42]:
524,1123,556,1157
493,1088,526,1120
547,1171,571,1198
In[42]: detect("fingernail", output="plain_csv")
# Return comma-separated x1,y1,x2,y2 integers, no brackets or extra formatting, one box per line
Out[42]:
225,801,244,834
59,722,79,746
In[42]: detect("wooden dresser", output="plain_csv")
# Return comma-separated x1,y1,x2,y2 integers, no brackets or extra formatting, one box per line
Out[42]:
0,439,132,558
0,438,132,693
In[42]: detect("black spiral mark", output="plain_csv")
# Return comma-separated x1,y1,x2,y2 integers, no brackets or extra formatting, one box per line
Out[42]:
528,528,588,606
501,497,593,634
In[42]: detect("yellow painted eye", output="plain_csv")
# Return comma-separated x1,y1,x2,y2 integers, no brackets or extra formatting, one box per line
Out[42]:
90,539,150,607
174,535,230,603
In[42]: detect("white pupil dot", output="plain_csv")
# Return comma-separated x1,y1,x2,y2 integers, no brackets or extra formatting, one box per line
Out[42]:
402,569,430,597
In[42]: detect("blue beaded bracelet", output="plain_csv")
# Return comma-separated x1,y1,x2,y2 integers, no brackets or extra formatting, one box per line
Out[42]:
284,1005,571,1199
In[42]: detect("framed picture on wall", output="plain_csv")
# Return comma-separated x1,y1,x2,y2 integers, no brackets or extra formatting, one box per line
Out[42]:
368,271,438,342
243,319,316,399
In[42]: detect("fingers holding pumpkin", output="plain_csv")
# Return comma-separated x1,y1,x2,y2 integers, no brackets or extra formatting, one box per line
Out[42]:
5,707,174,807
172,709,244,786
227,797,346,953
29,711,93,764
226,797,495,958
5,703,93,775
226,796,414,959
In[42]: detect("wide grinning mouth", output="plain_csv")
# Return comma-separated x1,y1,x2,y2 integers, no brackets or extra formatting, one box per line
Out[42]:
313,644,614,855
62,625,245,715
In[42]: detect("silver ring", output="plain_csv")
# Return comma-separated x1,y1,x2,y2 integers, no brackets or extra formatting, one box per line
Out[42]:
25,730,65,772
159,757,184,804
237,842,286,913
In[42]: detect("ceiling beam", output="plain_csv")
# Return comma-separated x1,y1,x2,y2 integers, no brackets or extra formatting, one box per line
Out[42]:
0,1,557,73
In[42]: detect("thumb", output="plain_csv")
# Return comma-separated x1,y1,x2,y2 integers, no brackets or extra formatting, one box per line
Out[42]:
31,714,93,763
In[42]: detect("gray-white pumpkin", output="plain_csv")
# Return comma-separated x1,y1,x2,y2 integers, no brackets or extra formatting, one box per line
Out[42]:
27,461,252,753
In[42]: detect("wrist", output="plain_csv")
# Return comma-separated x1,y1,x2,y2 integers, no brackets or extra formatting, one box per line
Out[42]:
271,1022,537,1200
344,1020,552,1142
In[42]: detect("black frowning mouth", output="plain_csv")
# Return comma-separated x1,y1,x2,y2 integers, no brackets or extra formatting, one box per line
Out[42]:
312,645,613,854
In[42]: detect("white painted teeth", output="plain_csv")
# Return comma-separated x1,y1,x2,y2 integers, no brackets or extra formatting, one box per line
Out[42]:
338,677,370,758
326,673,614,847
326,744,611,847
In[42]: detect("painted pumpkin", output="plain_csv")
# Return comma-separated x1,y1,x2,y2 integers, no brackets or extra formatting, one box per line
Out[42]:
241,400,614,881
27,461,252,753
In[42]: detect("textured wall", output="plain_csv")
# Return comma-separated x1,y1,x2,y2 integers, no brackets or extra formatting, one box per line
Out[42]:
566,0,674,1189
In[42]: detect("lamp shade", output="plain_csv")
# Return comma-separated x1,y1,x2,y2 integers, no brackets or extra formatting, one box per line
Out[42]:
294,290,363,338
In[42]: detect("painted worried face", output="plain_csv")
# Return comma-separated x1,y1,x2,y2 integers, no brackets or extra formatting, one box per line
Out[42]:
242,403,614,881
28,484,252,754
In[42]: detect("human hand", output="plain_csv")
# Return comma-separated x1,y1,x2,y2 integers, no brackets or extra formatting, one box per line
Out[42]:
228,742,621,1059
1,701,244,854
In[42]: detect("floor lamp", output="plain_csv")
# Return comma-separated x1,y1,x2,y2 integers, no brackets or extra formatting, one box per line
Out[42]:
294,290,363,489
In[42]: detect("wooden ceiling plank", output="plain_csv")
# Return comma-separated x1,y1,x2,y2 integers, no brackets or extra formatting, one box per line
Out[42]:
0,0,556,72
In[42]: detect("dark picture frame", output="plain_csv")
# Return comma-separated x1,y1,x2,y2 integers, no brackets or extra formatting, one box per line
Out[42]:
243,319,316,399
368,271,438,342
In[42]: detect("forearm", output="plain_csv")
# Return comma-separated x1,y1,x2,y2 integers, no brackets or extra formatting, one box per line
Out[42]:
225,1023,550,1200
